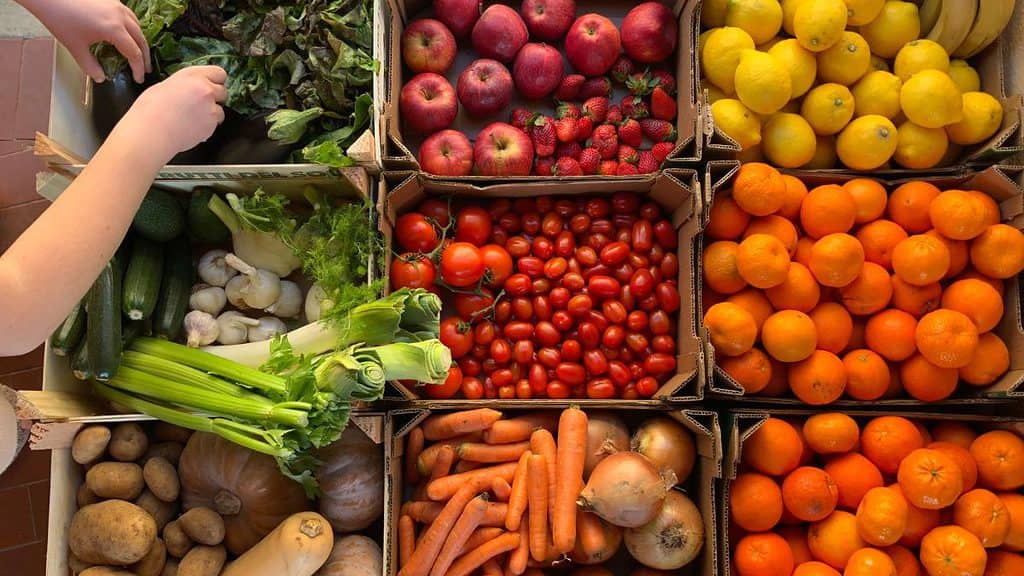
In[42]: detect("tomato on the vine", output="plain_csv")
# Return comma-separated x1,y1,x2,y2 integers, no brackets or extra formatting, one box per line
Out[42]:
453,289,494,321
455,206,492,246
390,254,435,290
480,244,513,287
439,317,473,359
440,242,485,287
461,376,484,399
423,365,462,399
419,199,451,227
396,213,439,253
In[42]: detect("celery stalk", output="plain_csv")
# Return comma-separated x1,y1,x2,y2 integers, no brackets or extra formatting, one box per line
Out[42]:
131,337,287,396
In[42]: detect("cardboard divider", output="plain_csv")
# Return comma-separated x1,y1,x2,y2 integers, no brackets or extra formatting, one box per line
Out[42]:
377,169,706,403
700,160,1024,405
383,405,722,576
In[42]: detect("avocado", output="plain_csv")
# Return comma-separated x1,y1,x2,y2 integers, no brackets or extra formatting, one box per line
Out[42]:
132,188,185,242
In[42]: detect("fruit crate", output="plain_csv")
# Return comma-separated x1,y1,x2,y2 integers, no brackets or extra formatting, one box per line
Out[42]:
700,160,1024,406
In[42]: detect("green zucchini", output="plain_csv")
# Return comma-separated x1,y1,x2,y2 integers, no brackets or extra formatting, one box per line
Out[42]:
51,300,86,356
87,259,122,381
71,338,91,381
122,320,146,348
123,237,164,320
152,237,193,341
188,187,230,244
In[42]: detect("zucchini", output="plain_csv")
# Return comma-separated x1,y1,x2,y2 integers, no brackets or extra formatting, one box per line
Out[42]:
153,237,193,341
71,339,91,381
51,300,86,356
123,237,164,320
122,320,146,348
188,187,230,244
132,188,184,242
87,259,122,381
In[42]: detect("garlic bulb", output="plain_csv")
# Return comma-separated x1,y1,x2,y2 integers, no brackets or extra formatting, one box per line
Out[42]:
247,316,287,342
189,284,227,316
225,275,249,310
197,250,238,287
216,311,260,345
183,310,219,348
265,280,302,318
224,253,281,310
304,283,334,323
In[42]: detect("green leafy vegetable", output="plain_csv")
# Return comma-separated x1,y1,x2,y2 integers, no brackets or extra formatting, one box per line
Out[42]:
94,0,188,78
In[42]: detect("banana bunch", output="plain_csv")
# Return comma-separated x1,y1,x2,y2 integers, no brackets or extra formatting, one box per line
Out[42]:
919,0,1017,58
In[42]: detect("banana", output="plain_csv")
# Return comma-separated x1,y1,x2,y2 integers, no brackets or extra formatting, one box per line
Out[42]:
919,0,945,35
954,0,1017,58
927,0,978,54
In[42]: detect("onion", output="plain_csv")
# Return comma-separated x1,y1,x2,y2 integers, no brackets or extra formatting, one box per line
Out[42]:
584,412,631,479
624,491,704,570
632,417,697,486
570,511,623,565
578,451,675,528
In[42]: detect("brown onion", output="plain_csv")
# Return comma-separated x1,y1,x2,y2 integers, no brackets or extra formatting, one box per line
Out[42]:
632,417,696,485
578,451,675,528
624,491,704,570
584,412,630,479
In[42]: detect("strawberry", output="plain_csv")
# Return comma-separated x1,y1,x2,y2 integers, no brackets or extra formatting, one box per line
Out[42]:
620,95,649,119
649,68,676,95
555,116,579,143
606,105,623,125
535,156,555,176
598,160,619,175
582,97,609,123
590,124,618,160
554,157,583,176
580,76,612,99
618,145,639,165
626,71,657,96
611,56,636,84
556,141,582,160
640,118,676,142
511,108,534,130
652,141,675,162
529,116,557,157
618,118,643,148
576,115,593,141
556,102,581,119
555,74,585,100
651,87,677,121
637,151,659,174
578,148,601,174
616,162,640,175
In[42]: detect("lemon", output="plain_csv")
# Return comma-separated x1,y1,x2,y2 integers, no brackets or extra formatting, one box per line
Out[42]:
698,29,716,56
758,36,783,51
946,91,1004,145
893,121,948,169
859,1,921,59
734,50,793,114
793,0,848,52
768,39,818,98
870,55,891,72
804,135,838,168
702,0,730,27
763,113,818,167
725,0,784,45
851,71,903,119
711,99,763,150
781,0,810,35
836,114,898,170
948,59,981,93
737,144,766,163
893,39,950,81
703,80,729,105
801,83,856,135
817,31,872,85
703,27,757,94
843,0,885,25
900,69,963,128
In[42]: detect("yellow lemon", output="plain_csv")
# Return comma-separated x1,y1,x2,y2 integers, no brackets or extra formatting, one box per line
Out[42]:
851,71,902,119
900,69,963,128
782,0,810,35
836,114,898,170
893,39,950,81
817,31,872,85
793,0,849,52
948,59,981,93
859,1,921,59
843,0,886,26
737,144,766,163
763,113,818,167
893,121,948,169
801,83,856,135
703,27,757,94
711,98,763,150
758,36,784,51
734,50,793,114
870,55,891,72
703,80,729,105
946,91,1004,145
698,29,716,56
768,39,818,98
725,0,784,45
701,0,730,27
805,135,838,168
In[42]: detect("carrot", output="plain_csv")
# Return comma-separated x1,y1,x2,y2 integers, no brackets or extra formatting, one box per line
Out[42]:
429,444,456,482
482,419,540,444
480,558,503,576
552,407,588,553
417,433,482,475
575,511,613,562
458,440,531,463
429,494,490,576
526,453,548,562
529,429,557,523
399,514,416,568
398,483,478,576
454,459,483,473
446,532,521,576
508,516,530,576
491,477,512,502
422,409,503,441
505,451,531,531
459,527,505,555
405,427,425,484
426,462,518,501
404,500,508,527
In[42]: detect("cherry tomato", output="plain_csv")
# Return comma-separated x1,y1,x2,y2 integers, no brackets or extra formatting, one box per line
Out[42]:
455,207,492,246
532,278,551,294
489,199,511,219
586,233,610,251
644,353,676,375
628,253,650,270
494,300,512,323
586,378,616,399
513,340,534,364
578,322,600,350
652,335,675,354
591,219,614,236
608,361,631,387
626,333,650,354
396,213,440,252
529,363,548,395
541,213,563,237
491,227,509,246
531,237,554,259
474,321,497,346
504,321,534,341
554,199,574,216
506,236,531,257
603,346,619,361
656,282,681,313
562,273,585,292
583,349,609,375
537,347,561,368
461,376,484,399
561,340,582,362
483,378,498,399
390,254,436,290
621,285,636,310
639,294,659,312
480,245,514,288
504,273,532,296
632,220,654,253
555,231,576,257
518,256,545,278
602,325,626,348
440,317,473,358
547,380,571,399
515,379,533,399
585,199,611,219
556,362,586,385
472,343,489,360
423,365,462,399
552,310,574,331
535,321,561,347
654,220,676,248
582,264,612,281
640,202,662,221
649,310,671,335
630,268,655,297
649,245,664,264
459,357,481,377
636,376,659,397
497,212,521,233
491,368,513,387
441,242,484,287
535,196,553,214
550,287,571,309
498,385,516,399
588,276,622,300
567,294,593,317
417,199,451,227
612,192,640,214
522,212,541,235
570,214,591,234
621,382,640,400
490,339,512,364
533,296,552,320
660,253,679,279
511,297,533,321
599,242,630,266
603,301,627,324
454,289,494,321
613,263,635,284
542,257,567,279
629,362,645,380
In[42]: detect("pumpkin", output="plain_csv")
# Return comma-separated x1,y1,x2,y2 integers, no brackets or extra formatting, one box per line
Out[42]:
316,425,384,532
178,431,308,555
316,535,382,576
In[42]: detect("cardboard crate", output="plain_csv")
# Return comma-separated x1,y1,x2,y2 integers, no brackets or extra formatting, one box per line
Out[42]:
701,160,1024,405
383,406,723,576
381,0,703,172
377,169,706,404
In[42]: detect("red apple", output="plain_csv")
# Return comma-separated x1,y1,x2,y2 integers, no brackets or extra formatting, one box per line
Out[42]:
419,130,474,176
457,59,514,118
472,5,529,63
564,14,621,76
621,2,678,63
474,122,534,176
401,73,458,134
520,0,576,42
402,18,457,74
433,0,481,38
513,43,564,100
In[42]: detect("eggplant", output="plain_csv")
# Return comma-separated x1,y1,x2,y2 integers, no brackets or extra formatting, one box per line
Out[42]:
90,67,145,139
210,111,300,164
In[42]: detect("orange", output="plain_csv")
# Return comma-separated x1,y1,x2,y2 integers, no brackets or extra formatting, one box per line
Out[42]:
766,263,822,313
746,215,800,255
865,309,918,362
888,181,941,233
1000,492,1024,551
728,288,776,336
735,532,795,576
932,422,978,450
758,358,790,397
808,510,866,570
789,350,847,405
792,421,815,466
707,194,752,240
843,349,891,401
900,354,958,403
731,472,784,532
848,317,867,352
779,174,810,220
916,422,934,446
984,550,1024,576
704,302,758,357
801,185,858,238
857,486,910,546
704,240,748,294
721,348,774,393
844,179,889,224
897,448,965,509
959,268,1005,296
826,452,885,510
733,162,788,217
743,417,804,476
930,190,991,240
892,234,951,286
857,220,909,271
762,310,818,362
898,489,941,547
779,525,814,565
922,231,969,279
784,466,841,522
840,262,893,315
915,309,980,368
941,278,1004,333
959,333,1010,387
967,190,1001,227
844,547,897,576
796,236,816,267
970,224,1024,279
970,431,1024,491
793,561,841,576
804,413,860,455
810,233,866,287
928,441,979,492
810,303,854,354
890,276,942,317
954,488,1011,547
919,525,988,576
737,234,792,289
862,416,925,474
883,544,922,576
884,368,904,399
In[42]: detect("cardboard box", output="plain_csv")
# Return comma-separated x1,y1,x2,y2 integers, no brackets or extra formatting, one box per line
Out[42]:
383,406,723,576
378,169,706,403
701,160,1024,404
381,0,703,172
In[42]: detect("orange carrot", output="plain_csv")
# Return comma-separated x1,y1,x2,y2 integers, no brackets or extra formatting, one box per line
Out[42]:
429,494,490,576
508,516,530,576
422,409,503,441
405,427,425,484
529,429,557,522
446,532,521,576
483,413,559,444
552,407,588,553
480,558,503,576
429,444,456,482
526,453,548,562
417,433,482,475
398,483,478,576
454,459,483,473
399,514,416,568
505,451,531,531
404,500,508,527
458,440,531,463
491,477,512,502
459,527,505,555
575,511,616,563
426,462,518,501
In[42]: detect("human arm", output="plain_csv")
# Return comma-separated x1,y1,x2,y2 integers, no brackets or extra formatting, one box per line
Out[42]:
0,66,227,357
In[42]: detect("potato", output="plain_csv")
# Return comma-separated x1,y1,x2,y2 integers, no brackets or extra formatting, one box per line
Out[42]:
143,443,184,467
153,422,192,444
109,423,149,462
135,490,179,533
131,538,166,576
161,560,178,576
73,426,112,465
78,483,101,508
143,457,179,503
318,535,382,576
79,568,137,575
69,552,93,574
86,462,144,500
69,500,157,565
177,545,225,576
163,521,193,559
177,508,224,546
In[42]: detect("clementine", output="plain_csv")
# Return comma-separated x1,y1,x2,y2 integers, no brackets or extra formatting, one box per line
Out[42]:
900,354,959,403
924,229,970,279
810,233,866,287
915,309,980,368
930,190,990,240
984,550,1024,576
721,348,774,393
941,278,1004,333
861,416,925,474
789,350,847,405
762,310,819,362
970,431,1024,491
707,194,752,240
897,448,965,509
779,524,814,565
844,547,897,576
735,532,795,576
784,466,841,522
844,178,888,224
801,185,858,238
704,240,748,294
808,510,866,570
825,452,885,510
928,441,979,492
793,561,841,576
804,413,860,455
746,215,799,255
704,302,758,356
888,181,941,233
883,544,922,576
810,303,854,354
743,417,804,476
737,233,792,288
890,276,942,317
932,422,978,450
840,262,893,315
892,234,951,286
954,488,1011,548
895,484,941,547
766,262,821,312
843,349,891,401
731,472,784,532
959,333,1010,387
733,162,788,216
857,486,909,546
857,220,909,271
999,492,1024,551
795,236,816,267
864,309,918,362
970,224,1024,279
919,525,988,576
779,174,810,220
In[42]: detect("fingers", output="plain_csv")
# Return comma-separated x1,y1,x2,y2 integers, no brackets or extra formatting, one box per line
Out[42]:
111,29,146,83
192,65,228,85
211,82,228,104
121,7,151,75
213,105,226,126
76,50,107,84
